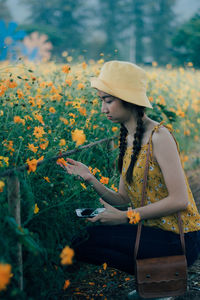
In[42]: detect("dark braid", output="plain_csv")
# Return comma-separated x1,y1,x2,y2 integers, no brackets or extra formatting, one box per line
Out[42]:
118,124,128,173
126,106,145,184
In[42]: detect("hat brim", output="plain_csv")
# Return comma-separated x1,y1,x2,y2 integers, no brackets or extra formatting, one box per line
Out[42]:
90,77,153,109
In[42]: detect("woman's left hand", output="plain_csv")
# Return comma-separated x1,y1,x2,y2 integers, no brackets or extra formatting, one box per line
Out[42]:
88,198,128,225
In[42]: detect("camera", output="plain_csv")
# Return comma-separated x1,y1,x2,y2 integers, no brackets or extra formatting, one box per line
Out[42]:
75,208,105,218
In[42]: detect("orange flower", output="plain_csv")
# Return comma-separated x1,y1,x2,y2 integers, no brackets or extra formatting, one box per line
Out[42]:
65,79,72,86
14,116,25,125
57,158,67,166
111,184,118,192
0,181,5,193
0,263,13,291
39,140,49,150
26,156,44,173
60,117,69,125
33,126,45,139
17,89,24,99
103,262,107,270
62,65,71,73
112,127,118,132
8,80,17,88
28,143,38,153
63,279,70,290
78,107,86,116
77,83,85,90
49,107,56,114
60,246,74,265
44,176,50,183
127,207,140,224
34,114,44,125
82,62,87,69
59,139,66,146
100,176,109,185
71,129,86,146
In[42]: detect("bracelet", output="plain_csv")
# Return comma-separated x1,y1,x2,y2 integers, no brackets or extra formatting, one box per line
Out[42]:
127,207,140,224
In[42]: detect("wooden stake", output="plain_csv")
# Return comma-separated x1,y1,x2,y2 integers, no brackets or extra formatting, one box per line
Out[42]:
7,175,23,291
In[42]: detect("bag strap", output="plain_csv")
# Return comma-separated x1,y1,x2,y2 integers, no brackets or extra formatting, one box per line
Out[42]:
134,136,186,262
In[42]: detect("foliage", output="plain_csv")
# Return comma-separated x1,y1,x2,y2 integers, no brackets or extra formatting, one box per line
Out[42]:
0,60,199,298
172,12,200,67
0,0,11,23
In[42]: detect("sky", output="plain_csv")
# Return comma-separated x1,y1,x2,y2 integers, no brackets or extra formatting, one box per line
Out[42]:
6,0,200,24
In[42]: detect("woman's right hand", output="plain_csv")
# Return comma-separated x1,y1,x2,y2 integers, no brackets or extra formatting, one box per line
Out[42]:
57,158,93,182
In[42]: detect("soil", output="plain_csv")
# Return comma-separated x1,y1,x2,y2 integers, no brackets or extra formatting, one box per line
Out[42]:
60,167,200,300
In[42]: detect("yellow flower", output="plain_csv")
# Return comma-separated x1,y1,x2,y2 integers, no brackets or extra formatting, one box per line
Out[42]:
26,156,44,173
100,176,109,185
78,107,86,116
82,62,87,69
184,129,190,136
49,107,56,114
67,56,73,62
65,79,72,86
0,110,3,116
152,61,158,67
34,203,39,214
39,140,49,150
28,143,38,153
33,126,45,139
63,279,70,290
59,139,66,146
60,246,74,265
0,263,13,291
98,59,104,64
34,113,44,125
71,129,86,146
80,183,86,189
0,181,5,192
0,156,9,167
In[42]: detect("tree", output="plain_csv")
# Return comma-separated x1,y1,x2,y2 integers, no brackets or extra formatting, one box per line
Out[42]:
20,0,89,57
147,0,176,65
172,12,200,67
0,0,12,23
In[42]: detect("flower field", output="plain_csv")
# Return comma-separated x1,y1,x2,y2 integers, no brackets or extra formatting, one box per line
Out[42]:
0,60,199,299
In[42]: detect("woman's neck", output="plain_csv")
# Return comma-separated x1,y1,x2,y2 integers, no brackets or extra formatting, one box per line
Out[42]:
124,114,149,136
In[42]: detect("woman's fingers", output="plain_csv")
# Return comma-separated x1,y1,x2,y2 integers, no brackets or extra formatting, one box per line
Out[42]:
66,158,78,166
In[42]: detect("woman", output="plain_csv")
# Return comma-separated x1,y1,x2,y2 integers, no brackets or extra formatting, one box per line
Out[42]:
58,61,200,299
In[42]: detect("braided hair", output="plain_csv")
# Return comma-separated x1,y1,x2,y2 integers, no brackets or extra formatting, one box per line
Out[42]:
118,103,145,184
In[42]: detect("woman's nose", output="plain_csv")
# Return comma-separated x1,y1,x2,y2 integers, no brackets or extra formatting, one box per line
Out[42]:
101,102,108,113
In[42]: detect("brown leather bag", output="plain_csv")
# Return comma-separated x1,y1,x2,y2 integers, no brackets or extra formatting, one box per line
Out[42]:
134,140,188,298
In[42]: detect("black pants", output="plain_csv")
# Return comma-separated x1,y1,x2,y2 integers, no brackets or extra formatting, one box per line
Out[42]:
71,224,200,275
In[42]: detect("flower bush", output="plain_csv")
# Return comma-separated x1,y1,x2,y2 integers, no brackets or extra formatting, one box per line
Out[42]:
0,60,199,298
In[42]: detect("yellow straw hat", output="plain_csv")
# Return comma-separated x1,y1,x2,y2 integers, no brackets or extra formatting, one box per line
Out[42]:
90,60,153,109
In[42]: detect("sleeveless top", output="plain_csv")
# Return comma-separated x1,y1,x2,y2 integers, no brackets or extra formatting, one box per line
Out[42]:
122,121,200,234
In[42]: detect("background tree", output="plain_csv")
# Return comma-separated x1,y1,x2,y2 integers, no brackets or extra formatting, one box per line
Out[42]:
20,0,89,58
0,0,12,23
148,0,176,65
172,12,200,67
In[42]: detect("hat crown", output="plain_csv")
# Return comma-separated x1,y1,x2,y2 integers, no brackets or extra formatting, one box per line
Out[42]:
99,61,147,90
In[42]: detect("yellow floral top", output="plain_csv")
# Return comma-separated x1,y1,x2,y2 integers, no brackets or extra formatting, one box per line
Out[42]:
122,122,200,234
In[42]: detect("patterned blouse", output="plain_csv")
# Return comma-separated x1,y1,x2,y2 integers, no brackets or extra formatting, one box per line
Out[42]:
122,122,200,234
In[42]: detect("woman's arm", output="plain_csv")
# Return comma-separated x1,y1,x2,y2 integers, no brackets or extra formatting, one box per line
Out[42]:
135,127,189,220
87,174,131,207
58,158,131,207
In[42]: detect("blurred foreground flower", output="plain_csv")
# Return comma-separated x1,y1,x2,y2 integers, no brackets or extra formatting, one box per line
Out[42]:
71,129,86,146
56,158,67,167
60,246,74,265
0,263,13,291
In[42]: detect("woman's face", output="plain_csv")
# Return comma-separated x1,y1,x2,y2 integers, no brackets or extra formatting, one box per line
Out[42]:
97,90,133,123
